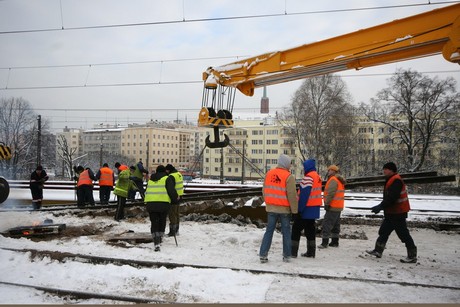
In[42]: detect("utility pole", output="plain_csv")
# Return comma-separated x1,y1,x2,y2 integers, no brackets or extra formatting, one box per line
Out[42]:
241,140,245,184
99,129,103,167
36,115,41,166
146,139,150,172
220,148,224,184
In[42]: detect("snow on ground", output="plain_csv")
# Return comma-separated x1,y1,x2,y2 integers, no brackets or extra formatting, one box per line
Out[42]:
0,188,459,303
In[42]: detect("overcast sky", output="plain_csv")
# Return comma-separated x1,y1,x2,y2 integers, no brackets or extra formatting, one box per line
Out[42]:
0,0,459,132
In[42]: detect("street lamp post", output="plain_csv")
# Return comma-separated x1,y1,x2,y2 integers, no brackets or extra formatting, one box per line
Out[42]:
99,130,103,168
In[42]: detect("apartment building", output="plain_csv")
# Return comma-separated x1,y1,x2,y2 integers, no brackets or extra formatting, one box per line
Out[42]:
121,125,195,172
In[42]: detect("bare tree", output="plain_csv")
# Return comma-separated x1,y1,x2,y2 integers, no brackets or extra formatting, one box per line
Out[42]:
0,97,37,179
362,69,459,172
56,134,78,179
279,74,355,173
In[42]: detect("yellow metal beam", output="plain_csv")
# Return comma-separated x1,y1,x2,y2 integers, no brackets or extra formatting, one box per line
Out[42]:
204,3,460,96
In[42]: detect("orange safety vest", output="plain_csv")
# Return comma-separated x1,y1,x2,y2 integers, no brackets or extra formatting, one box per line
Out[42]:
118,164,129,172
263,168,291,207
77,170,93,187
324,175,345,209
384,174,410,214
304,171,322,207
99,167,114,187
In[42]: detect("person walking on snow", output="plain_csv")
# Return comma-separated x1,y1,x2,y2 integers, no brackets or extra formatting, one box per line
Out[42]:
366,162,417,263
319,164,346,249
259,154,298,263
291,159,322,258
144,165,178,252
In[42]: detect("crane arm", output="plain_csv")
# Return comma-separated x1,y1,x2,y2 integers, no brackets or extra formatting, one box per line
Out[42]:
203,3,460,97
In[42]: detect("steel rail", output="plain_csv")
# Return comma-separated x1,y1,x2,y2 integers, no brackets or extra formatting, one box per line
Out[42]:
0,280,173,304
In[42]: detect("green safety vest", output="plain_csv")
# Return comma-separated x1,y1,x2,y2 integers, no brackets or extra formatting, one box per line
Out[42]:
170,172,184,196
144,176,171,203
113,169,132,198
133,163,144,180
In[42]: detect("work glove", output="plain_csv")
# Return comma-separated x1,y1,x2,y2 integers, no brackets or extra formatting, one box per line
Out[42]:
371,204,383,214
291,213,298,221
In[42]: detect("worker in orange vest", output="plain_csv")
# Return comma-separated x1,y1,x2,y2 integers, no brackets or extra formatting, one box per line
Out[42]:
291,159,322,258
95,163,115,205
114,162,129,173
319,165,346,249
366,162,417,263
259,154,298,263
75,166,96,207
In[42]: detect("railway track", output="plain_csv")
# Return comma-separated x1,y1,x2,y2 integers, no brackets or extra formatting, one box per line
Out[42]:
0,280,170,304
2,247,460,292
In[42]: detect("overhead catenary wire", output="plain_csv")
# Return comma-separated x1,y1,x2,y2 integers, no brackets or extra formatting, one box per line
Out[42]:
0,1,459,35
0,70,457,91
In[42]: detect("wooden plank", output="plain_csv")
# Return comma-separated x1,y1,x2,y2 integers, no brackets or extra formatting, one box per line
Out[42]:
105,232,153,243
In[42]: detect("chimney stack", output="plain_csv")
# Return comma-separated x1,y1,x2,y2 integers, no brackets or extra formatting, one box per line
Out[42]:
260,86,269,114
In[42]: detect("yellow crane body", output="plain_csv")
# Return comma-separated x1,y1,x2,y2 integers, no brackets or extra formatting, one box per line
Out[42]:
199,3,460,147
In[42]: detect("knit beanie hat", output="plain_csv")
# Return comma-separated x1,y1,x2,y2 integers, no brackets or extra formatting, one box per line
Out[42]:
165,164,175,172
156,165,166,173
383,162,397,172
328,165,339,172
277,154,291,169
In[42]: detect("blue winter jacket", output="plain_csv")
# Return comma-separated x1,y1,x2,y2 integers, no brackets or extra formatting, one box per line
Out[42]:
298,159,321,220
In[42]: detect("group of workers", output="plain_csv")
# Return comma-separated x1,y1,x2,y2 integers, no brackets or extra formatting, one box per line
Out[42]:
260,155,417,264
29,154,417,262
29,160,184,252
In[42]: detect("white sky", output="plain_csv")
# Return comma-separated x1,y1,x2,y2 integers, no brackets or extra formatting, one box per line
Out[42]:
0,0,459,132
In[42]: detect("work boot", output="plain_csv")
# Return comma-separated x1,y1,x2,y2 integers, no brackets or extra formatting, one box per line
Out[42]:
153,234,161,251
301,240,316,258
167,224,177,237
329,238,339,247
318,238,329,249
400,246,417,263
291,240,299,258
366,241,385,258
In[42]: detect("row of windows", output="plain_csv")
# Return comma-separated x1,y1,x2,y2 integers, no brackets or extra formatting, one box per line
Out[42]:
121,142,179,148
251,129,279,135
123,134,179,140
251,139,279,145
122,150,179,156
358,138,394,144
358,127,395,134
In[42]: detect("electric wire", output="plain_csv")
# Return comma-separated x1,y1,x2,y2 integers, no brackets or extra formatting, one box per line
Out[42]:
0,70,457,91
0,1,458,35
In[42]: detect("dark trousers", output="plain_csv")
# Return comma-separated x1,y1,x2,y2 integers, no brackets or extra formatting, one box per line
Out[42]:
77,185,95,206
30,186,43,209
146,202,170,235
128,178,144,200
322,211,341,239
115,196,127,221
99,186,112,204
377,216,416,248
292,218,316,241
168,203,180,225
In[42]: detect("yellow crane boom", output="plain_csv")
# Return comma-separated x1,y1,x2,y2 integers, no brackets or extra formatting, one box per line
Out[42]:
199,3,460,147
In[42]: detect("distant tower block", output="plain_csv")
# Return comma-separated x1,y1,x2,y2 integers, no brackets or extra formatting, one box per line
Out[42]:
260,86,269,113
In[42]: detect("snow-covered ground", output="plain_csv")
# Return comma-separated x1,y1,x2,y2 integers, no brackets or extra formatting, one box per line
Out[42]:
0,187,459,304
